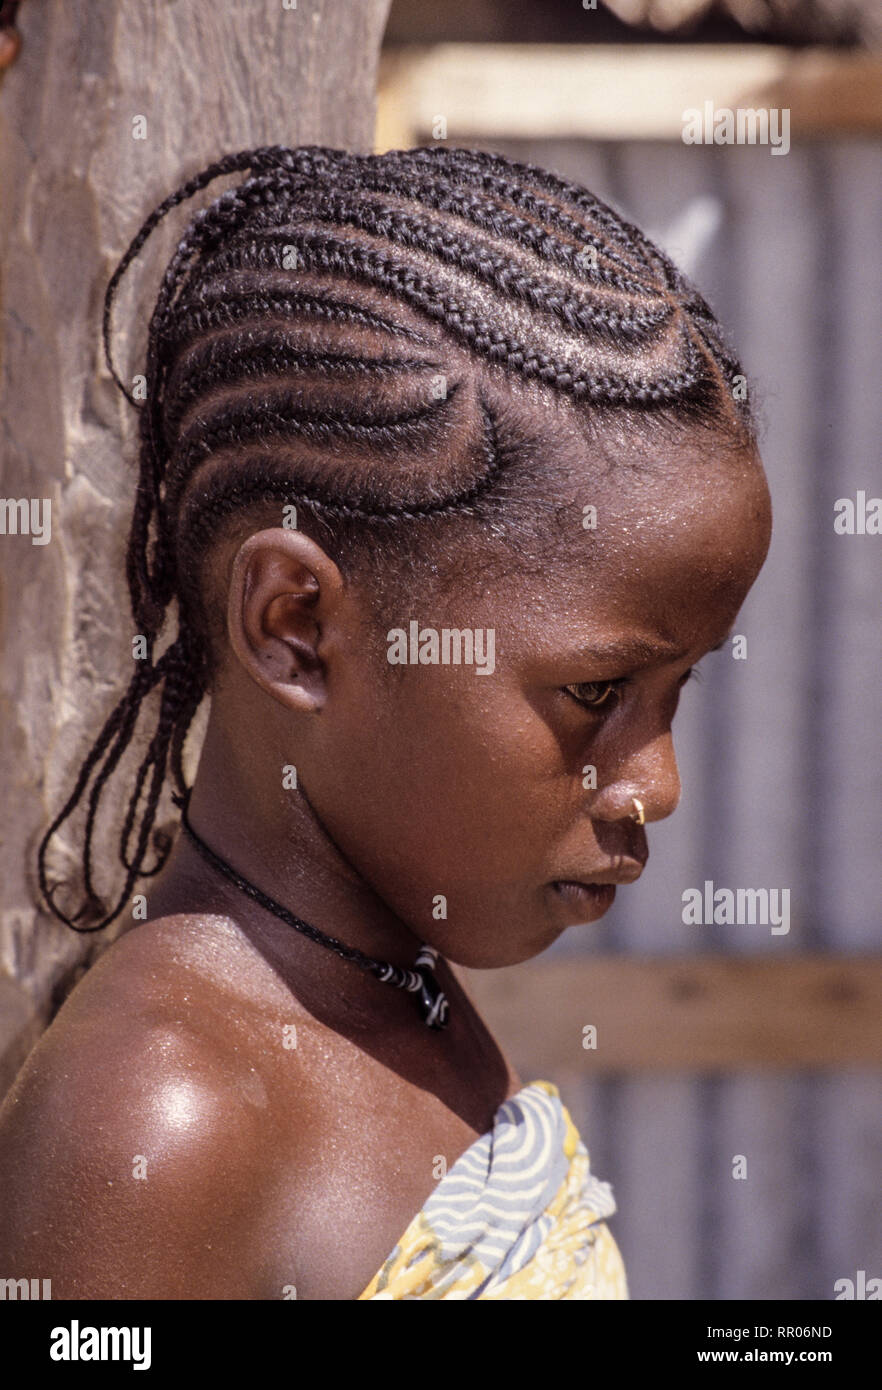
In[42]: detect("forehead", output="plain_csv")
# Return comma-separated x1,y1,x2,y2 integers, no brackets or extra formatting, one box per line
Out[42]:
482,408,772,660
585,434,768,581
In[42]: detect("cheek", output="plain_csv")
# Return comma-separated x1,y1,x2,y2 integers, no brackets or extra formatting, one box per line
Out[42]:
325,672,575,884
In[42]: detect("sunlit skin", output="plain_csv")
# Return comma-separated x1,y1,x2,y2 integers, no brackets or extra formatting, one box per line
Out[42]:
0,413,771,1300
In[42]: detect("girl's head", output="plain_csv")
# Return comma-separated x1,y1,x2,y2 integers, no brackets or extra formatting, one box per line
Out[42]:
40,145,770,965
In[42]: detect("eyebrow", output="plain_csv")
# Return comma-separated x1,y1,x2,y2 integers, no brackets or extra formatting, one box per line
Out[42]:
575,626,735,666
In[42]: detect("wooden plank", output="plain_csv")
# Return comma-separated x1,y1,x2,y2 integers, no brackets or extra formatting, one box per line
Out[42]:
376,45,882,149
456,955,882,1073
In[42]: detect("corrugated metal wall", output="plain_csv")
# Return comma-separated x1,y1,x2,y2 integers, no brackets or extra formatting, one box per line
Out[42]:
490,136,882,1299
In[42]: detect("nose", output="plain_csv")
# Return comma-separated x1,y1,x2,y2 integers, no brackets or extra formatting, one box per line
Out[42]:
591,728,682,825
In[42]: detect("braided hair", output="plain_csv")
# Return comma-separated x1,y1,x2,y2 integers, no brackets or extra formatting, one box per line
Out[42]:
37,143,754,934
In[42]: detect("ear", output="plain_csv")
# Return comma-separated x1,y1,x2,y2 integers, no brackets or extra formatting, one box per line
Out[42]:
226,528,345,713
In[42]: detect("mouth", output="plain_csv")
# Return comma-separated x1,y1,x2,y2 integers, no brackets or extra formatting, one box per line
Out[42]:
550,880,617,911
552,859,646,889
548,861,645,917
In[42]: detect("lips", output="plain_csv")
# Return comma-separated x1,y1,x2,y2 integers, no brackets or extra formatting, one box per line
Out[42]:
550,880,617,916
552,860,645,889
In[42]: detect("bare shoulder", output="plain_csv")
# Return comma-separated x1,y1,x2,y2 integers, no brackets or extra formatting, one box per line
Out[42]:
0,913,310,1299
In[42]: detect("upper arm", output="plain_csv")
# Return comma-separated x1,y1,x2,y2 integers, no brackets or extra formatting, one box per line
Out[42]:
0,1000,286,1299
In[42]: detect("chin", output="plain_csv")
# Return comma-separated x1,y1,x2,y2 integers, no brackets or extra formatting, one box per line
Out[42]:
424,883,615,970
436,920,569,971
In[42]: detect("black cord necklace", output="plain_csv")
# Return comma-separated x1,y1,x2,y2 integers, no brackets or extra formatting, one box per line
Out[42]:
171,790,450,1030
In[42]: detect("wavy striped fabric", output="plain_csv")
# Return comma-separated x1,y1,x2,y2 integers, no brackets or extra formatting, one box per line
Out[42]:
358,1080,628,1300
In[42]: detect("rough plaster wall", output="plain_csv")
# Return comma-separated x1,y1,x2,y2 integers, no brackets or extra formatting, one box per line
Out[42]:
0,0,391,1098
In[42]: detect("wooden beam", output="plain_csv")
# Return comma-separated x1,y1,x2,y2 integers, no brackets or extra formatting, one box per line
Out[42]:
377,44,882,150
456,955,882,1074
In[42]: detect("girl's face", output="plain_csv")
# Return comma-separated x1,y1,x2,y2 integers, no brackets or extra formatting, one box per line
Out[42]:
242,428,772,970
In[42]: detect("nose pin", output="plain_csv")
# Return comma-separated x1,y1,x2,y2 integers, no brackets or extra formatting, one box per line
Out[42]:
629,797,645,825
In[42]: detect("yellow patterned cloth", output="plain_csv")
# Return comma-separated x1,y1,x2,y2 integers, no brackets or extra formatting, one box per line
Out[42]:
358,1080,628,1300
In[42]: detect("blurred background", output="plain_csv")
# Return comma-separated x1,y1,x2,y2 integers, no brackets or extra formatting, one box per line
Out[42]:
378,0,882,1299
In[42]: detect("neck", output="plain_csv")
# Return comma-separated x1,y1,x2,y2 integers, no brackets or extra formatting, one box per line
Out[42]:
144,708,424,980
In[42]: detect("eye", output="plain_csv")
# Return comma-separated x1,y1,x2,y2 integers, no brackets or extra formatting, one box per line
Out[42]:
563,678,627,710
564,666,700,712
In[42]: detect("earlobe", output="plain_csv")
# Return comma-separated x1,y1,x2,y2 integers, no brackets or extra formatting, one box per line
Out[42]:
225,528,342,713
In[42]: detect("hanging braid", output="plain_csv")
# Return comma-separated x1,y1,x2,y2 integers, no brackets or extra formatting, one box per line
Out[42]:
38,143,755,934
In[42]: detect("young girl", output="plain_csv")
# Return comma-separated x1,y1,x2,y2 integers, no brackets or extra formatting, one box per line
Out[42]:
0,145,770,1300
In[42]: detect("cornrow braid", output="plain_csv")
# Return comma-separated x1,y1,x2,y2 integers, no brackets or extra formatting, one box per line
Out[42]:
208,224,675,342
37,632,204,931
159,288,432,355
40,143,755,933
179,402,508,550
163,339,440,443
207,195,674,337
